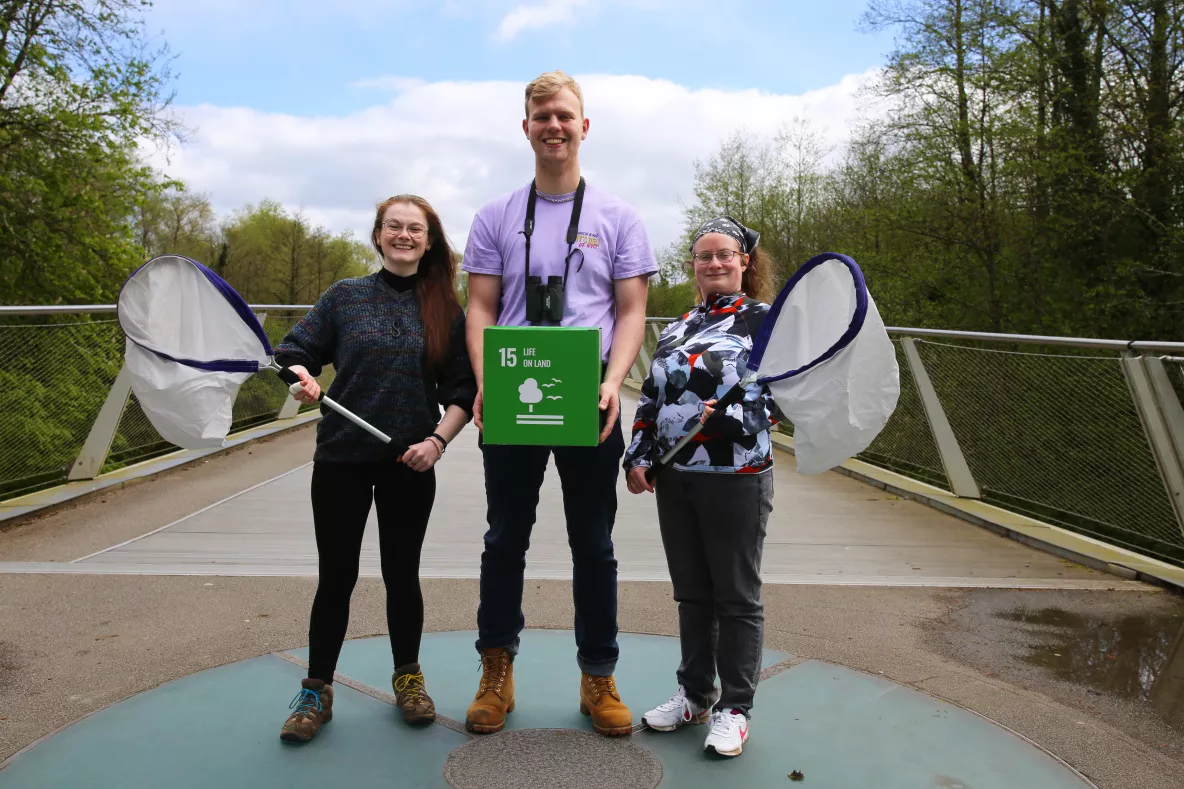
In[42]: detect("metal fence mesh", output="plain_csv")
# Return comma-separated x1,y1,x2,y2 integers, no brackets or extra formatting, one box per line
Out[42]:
2,312,329,491
916,340,1183,559
0,320,124,498
633,321,1184,564
5,310,1184,565
102,391,175,473
258,313,332,416
857,339,947,489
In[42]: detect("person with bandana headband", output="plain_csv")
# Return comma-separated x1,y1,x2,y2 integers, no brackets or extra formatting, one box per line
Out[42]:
623,216,784,758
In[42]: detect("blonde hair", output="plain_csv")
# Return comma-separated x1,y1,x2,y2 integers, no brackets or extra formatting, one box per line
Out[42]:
524,70,584,117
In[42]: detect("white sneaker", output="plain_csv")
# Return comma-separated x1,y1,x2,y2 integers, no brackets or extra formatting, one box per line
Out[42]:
641,686,711,731
703,709,749,756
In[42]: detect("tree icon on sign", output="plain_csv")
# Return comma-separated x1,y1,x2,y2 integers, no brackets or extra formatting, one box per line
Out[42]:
519,378,543,412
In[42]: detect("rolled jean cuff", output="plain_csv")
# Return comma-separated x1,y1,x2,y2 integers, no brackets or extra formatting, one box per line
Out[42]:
474,636,520,659
577,653,617,677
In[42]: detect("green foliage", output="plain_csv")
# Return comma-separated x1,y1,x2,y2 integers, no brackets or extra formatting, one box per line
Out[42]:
670,0,1184,563
0,0,178,305
0,320,124,498
676,0,1184,341
134,191,376,302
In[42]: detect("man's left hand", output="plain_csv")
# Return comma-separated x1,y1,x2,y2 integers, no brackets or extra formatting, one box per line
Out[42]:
598,382,620,444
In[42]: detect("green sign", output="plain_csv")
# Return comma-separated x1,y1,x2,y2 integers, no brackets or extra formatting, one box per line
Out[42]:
482,326,601,446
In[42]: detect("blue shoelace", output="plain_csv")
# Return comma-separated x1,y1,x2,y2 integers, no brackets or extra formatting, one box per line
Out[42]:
289,688,322,717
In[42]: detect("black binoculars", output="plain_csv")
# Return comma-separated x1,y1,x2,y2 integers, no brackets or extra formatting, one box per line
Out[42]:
525,275,565,323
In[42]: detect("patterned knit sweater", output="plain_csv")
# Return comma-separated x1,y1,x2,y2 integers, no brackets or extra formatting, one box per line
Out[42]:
275,271,476,463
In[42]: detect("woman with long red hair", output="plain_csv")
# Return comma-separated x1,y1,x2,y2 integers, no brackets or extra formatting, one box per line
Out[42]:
274,195,476,742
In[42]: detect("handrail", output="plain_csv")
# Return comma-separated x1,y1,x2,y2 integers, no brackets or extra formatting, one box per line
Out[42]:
884,327,1184,353
4,306,1184,353
643,317,1184,354
0,304,315,316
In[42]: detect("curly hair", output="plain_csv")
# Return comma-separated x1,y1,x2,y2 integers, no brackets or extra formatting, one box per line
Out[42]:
689,235,775,304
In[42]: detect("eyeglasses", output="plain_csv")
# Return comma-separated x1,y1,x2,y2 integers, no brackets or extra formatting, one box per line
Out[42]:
382,221,427,238
691,249,745,264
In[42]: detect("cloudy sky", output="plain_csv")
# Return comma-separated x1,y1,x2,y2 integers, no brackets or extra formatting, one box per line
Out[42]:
142,0,897,254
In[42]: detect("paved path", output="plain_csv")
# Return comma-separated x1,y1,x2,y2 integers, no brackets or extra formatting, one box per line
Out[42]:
1,409,1180,788
0,393,1136,589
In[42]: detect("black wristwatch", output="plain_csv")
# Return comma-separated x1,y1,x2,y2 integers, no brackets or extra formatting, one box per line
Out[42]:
429,433,448,454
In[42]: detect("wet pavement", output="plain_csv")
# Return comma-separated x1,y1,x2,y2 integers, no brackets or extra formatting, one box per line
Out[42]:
997,606,1184,721
930,589,1184,761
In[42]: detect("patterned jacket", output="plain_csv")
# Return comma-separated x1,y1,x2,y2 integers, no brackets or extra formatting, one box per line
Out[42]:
623,292,784,474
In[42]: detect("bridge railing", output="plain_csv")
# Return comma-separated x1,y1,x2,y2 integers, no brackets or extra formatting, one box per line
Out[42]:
0,305,327,502
4,305,1184,567
635,318,1184,567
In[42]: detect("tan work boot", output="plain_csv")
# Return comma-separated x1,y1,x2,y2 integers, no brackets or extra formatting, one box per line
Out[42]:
280,679,334,742
465,647,515,733
393,663,436,724
580,673,632,736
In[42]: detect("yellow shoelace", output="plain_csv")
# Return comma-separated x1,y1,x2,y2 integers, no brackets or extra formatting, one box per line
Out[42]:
587,675,618,699
394,672,426,700
478,655,508,694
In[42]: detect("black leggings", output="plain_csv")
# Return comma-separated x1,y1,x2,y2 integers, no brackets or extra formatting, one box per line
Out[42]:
307,459,435,683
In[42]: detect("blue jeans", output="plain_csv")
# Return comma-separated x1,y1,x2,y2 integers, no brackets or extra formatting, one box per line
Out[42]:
475,417,624,676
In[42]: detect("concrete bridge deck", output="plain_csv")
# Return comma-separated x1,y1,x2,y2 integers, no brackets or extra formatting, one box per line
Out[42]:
0,394,1137,589
0,393,1181,788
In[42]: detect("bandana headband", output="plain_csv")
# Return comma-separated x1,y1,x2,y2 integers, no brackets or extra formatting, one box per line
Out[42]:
691,216,760,255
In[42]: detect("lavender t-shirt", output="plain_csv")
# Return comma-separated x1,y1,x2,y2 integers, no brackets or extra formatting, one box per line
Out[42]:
462,182,657,358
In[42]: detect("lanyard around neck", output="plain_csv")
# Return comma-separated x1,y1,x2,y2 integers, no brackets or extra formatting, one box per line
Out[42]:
523,177,586,287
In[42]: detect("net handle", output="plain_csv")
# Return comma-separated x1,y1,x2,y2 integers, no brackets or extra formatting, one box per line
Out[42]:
644,375,753,483
274,365,395,447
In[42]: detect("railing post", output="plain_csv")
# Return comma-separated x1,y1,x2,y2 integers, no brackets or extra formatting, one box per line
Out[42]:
901,337,981,498
262,312,297,419
1122,353,1184,540
68,365,133,481
258,311,299,420
277,392,303,420
630,321,664,384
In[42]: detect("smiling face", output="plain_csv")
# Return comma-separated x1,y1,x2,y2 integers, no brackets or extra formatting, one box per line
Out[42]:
373,201,432,274
522,87,588,171
692,232,748,299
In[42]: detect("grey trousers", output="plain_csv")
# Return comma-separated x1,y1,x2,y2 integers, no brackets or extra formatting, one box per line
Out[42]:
654,467,773,716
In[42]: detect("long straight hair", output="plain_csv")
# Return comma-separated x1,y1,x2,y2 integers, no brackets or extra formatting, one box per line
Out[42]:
372,195,462,368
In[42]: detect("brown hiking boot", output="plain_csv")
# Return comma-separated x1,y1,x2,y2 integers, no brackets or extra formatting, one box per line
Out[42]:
393,663,436,724
580,673,632,736
465,647,515,733
280,679,334,742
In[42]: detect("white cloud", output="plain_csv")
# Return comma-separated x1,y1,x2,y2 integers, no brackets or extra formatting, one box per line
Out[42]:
145,70,884,261
493,0,594,42
348,76,427,92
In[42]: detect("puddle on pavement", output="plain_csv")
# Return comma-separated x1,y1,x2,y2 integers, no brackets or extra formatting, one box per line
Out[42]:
995,606,1184,730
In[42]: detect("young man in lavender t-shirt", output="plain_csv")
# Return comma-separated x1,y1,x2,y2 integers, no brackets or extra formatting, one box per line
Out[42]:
462,70,657,738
